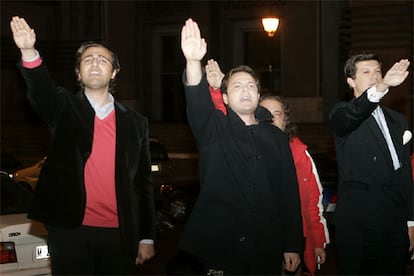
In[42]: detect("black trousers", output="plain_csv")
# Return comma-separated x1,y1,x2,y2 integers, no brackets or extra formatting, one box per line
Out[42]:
47,225,134,275
335,226,409,275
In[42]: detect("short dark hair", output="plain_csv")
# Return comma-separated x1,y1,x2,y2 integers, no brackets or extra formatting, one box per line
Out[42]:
74,41,121,94
259,95,297,138
344,53,381,79
220,65,260,94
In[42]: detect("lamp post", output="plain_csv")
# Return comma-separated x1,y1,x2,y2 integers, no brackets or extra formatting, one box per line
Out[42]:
261,17,279,93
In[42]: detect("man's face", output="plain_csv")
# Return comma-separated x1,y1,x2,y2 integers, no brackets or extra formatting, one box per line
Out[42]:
77,46,116,92
223,71,260,115
260,99,286,131
347,60,382,98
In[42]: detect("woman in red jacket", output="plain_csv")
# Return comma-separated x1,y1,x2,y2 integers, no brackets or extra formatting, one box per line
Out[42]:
206,59,330,275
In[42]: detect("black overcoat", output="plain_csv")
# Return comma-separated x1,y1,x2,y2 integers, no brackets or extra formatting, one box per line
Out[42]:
179,74,303,274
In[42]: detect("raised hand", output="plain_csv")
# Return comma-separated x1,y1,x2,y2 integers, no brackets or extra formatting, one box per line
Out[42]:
206,59,225,89
10,16,36,50
181,18,207,62
382,59,410,87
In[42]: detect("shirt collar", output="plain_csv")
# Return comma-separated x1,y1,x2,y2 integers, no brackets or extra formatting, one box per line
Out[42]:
85,93,115,119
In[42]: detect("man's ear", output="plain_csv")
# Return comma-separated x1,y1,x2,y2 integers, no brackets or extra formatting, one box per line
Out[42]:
111,70,117,79
75,69,80,81
222,93,228,105
346,77,355,88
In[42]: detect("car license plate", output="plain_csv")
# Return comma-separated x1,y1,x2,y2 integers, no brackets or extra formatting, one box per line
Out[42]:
35,245,49,260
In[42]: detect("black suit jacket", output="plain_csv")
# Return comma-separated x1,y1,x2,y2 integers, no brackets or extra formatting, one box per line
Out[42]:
18,62,155,260
329,92,413,232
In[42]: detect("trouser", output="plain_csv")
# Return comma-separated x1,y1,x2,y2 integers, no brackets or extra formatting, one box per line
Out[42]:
335,226,409,275
47,225,134,275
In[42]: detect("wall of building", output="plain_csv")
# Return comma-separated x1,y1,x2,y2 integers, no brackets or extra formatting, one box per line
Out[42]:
1,0,413,162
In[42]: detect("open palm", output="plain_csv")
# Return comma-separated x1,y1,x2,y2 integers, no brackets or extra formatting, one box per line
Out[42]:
382,59,410,87
181,19,206,61
10,16,36,49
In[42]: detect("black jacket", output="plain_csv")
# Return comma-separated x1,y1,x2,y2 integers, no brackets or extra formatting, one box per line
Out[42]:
329,92,413,232
179,74,303,274
18,62,155,260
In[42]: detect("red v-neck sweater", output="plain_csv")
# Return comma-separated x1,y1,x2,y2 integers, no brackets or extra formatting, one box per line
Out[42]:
82,110,118,227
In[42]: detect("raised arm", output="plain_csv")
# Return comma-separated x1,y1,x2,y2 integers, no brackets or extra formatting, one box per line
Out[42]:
181,18,207,85
10,16,37,60
10,16,62,126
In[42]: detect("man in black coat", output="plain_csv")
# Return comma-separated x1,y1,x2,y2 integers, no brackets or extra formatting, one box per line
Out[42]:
329,53,413,275
179,18,303,275
10,16,155,275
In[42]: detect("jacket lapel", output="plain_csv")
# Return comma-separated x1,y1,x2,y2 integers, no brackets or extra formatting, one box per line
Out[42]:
114,103,139,183
114,103,128,177
76,92,95,156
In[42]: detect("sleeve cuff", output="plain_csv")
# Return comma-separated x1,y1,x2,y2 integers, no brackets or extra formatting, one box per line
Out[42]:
366,85,388,103
22,50,42,69
139,239,154,244
407,221,414,227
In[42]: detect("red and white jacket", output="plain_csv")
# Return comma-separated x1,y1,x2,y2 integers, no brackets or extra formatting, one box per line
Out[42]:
289,136,329,274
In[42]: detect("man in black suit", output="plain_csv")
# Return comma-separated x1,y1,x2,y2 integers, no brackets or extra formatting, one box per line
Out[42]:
10,16,155,274
329,53,413,275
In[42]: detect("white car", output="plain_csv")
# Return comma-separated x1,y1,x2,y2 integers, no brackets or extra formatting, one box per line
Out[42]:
0,172,51,276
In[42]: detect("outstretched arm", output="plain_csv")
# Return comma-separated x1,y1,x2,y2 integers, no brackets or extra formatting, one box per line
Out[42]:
10,16,60,125
181,18,207,86
10,16,37,60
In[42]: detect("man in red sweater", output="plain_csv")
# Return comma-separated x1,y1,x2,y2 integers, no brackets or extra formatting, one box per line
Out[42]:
10,16,155,275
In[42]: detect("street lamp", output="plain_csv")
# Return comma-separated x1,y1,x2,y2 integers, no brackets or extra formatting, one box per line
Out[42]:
261,17,279,37
261,17,279,93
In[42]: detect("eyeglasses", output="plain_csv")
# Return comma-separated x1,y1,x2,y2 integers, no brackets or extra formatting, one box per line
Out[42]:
81,55,111,65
